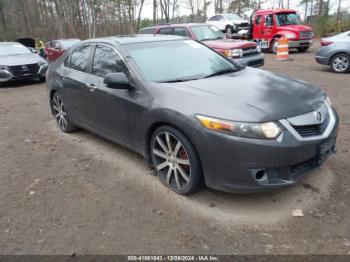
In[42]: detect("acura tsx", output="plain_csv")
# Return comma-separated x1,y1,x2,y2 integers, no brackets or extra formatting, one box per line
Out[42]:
46,35,338,195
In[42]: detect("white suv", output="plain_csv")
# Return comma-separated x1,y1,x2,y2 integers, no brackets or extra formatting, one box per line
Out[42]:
206,14,250,34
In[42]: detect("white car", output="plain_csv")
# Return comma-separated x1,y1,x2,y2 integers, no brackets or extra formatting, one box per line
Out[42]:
206,13,250,34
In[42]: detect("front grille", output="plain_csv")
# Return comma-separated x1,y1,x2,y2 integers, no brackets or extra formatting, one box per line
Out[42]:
242,46,259,57
292,113,330,137
8,63,39,77
289,156,319,180
300,31,313,39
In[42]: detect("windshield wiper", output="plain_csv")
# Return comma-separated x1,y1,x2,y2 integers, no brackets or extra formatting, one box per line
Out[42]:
201,37,223,41
158,78,199,83
203,69,237,78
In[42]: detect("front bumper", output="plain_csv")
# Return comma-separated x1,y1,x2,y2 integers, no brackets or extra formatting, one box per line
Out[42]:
0,64,47,83
191,108,339,193
234,53,265,68
289,39,313,48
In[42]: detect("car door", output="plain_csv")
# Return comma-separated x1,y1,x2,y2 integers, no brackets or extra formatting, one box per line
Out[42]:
207,15,218,27
253,15,262,39
85,44,132,144
61,44,93,127
262,14,274,40
216,15,227,31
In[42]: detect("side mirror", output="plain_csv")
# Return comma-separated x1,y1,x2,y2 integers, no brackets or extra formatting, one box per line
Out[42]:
103,72,130,89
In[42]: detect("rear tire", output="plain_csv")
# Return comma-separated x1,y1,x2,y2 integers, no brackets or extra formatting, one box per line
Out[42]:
297,46,309,53
150,126,203,195
330,53,350,73
50,92,77,133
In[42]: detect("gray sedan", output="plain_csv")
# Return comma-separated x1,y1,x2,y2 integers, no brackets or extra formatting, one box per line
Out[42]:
47,35,338,194
316,31,350,73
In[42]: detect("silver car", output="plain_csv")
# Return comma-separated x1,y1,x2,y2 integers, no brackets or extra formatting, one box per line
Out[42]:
316,31,350,73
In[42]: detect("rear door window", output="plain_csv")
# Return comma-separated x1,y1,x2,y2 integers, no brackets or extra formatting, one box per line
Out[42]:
138,28,155,34
173,28,190,37
159,28,174,35
69,45,91,73
92,44,128,78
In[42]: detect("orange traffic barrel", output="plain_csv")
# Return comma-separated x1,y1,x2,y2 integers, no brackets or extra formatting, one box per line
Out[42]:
275,37,290,61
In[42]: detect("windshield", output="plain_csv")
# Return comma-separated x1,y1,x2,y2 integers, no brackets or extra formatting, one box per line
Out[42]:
124,40,238,82
60,39,80,48
0,44,31,56
224,14,242,21
276,13,300,26
191,25,224,41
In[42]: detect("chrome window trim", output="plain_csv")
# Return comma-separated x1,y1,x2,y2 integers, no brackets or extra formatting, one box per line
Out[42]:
279,101,336,141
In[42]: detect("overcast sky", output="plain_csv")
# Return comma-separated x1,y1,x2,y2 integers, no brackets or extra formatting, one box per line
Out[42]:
141,0,350,20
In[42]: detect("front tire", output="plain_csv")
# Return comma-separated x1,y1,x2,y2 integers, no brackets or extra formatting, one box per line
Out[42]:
330,53,350,73
50,92,77,133
150,126,203,195
270,38,279,54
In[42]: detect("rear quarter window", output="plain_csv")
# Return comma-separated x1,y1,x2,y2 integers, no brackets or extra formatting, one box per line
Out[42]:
138,28,155,34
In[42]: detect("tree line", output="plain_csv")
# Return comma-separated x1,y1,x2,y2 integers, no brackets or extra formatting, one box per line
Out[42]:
0,0,347,41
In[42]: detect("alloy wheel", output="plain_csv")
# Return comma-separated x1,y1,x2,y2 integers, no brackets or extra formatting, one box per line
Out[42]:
152,132,191,191
52,94,68,131
332,56,349,73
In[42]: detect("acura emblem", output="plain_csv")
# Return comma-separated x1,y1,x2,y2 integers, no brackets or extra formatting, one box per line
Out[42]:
21,65,28,70
316,111,322,122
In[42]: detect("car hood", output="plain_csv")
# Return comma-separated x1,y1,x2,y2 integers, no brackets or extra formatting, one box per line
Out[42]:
0,53,45,66
204,39,257,50
161,67,325,123
277,24,313,32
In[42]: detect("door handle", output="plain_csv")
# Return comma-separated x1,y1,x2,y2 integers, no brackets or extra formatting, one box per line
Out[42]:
86,83,96,92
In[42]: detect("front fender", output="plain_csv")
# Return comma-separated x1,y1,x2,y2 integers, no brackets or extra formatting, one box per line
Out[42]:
141,108,200,163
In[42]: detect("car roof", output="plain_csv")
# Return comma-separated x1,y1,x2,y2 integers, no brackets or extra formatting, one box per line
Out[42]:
0,42,25,46
79,34,187,45
255,9,296,14
141,23,207,30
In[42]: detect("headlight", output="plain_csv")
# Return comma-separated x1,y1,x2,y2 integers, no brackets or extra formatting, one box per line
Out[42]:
326,96,332,107
38,60,47,66
284,32,297,39
224,49,243,58
256,45,262,53
196,115,282,139
0,65,9,71
231,49,243,58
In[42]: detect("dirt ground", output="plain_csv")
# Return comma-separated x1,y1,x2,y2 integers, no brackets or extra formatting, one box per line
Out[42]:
0,42,349,256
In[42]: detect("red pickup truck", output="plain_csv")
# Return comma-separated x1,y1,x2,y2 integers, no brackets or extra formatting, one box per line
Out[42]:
247,9,314,53
138,23,265,67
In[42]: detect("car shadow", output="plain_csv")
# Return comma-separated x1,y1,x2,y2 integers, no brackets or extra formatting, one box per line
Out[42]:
55,125,334,226
0,79,44,89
